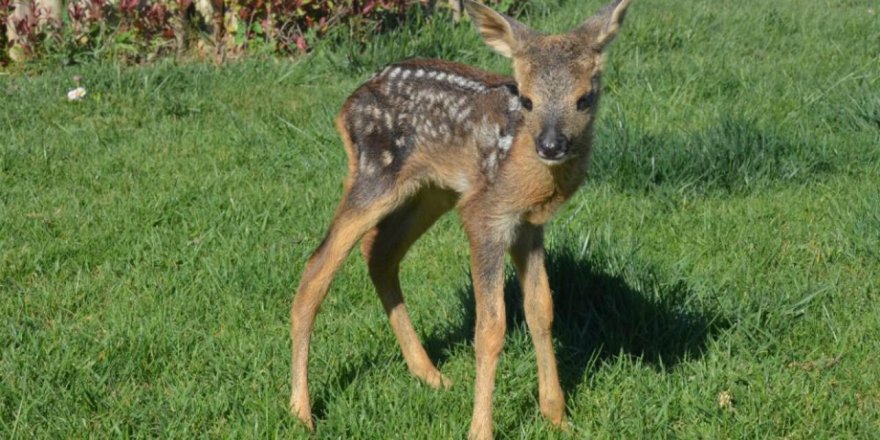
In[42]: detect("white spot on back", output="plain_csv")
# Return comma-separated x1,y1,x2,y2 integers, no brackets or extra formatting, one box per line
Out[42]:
353,116,365,131
448,103,460,117
381,150,393,166
485,150,498,171
498,135,513,152
359,151,378,176
509,96,521,112
455,106,473,123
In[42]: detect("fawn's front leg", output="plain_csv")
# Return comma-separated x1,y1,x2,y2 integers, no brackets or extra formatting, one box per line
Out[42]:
511,225,566,427
464,222,508,440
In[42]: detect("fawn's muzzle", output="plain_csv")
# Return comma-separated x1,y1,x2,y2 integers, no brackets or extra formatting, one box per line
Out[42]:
536,127,570,162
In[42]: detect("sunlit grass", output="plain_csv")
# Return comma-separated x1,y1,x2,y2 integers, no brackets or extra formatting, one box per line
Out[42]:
1,0,879,437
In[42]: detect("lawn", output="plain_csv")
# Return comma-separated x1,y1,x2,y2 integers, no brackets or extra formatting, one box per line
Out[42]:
2,0,879,438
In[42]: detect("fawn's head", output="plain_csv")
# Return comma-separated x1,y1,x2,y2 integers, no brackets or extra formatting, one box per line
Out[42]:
465,0,631,165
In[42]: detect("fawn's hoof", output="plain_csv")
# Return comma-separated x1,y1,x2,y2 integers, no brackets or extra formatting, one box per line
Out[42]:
289,399,314,432
554,418,573,433
414,367,452,390
467,425,493,440
426,370,453,390
541,403,567,430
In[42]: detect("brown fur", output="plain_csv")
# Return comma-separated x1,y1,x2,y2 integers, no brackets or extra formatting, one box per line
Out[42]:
289,1,632,438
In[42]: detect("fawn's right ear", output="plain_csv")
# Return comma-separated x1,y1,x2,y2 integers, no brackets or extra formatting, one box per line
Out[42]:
463,0,534,58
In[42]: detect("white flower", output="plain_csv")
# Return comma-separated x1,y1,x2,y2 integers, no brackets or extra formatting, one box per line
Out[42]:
718,390,734,411
67,87,87,101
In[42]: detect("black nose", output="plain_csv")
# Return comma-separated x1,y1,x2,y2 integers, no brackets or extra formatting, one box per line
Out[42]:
536,128,570,161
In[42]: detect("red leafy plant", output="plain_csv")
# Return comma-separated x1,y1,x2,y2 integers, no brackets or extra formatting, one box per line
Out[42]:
1,0,517,65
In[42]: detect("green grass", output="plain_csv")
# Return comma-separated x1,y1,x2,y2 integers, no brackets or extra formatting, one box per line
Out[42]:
2,0,879,438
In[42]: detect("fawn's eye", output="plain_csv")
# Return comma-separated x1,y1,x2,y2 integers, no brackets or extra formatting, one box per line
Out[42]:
520,96,533,111
576,91,596,111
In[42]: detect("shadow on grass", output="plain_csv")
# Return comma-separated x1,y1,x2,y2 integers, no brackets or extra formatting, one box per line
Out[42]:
308,240,729,425
424,242,729,395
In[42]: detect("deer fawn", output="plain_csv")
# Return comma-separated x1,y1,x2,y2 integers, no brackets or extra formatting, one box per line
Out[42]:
289,0,632,437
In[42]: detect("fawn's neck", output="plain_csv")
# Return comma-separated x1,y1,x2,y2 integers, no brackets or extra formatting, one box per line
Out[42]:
500,134,592,225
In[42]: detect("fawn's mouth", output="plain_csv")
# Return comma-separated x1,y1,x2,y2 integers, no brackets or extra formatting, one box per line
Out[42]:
537,149,570,165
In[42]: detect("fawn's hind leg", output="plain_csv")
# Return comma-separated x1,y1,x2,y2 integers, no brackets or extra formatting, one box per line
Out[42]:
289,191,399,430
360,188,457,389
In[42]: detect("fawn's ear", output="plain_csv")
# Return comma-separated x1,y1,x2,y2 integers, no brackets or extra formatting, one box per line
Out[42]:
463,0,535,58
574,0,632,51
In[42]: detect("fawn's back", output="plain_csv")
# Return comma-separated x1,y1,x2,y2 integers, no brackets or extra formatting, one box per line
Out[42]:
339,59,523,205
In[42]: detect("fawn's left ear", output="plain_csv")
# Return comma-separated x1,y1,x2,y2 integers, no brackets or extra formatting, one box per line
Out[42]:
574,0,633,51
463,0,535,58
